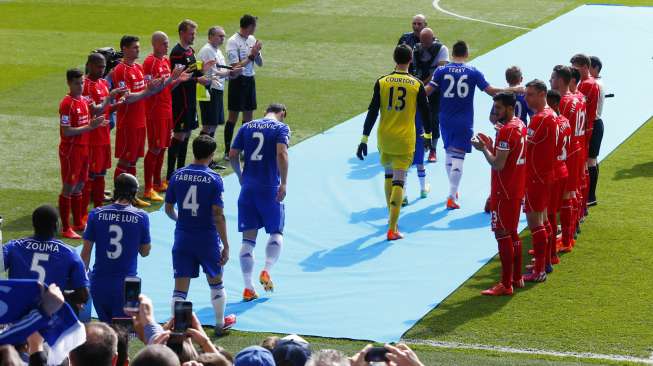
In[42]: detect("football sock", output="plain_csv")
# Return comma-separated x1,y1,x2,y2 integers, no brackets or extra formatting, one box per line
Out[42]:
445,153,453,178
144,150,157,190
224,122,236,155
81,178,93,213
588,165,598,202
547,214,559,263
264,233,283,272
384,174,393,208
177,137,189,170
497,234,514,289
560,199,573,246
154,149,166,186
210,283,226,328
171,290,188,316
511,231,523,281
417,167,426,191
114,164,128,180
388,181,404,232
92,175,105,208
58,194,72,231
239,239,256,290
167,138,182,180
531,225,548,273
71,193,83,227
544,220,554,266
448,152,465,198
126,163,136,177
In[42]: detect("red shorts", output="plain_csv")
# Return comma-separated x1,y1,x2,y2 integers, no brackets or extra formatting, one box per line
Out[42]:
146,115,172,149
490,198,521,232
548,177,567,213
59,143,89,186
524,181,550,213
89,144,112,174
115,125,145,161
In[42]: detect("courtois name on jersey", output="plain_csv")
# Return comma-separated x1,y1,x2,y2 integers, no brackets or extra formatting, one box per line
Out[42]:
232,118,291,188
430,63,489,129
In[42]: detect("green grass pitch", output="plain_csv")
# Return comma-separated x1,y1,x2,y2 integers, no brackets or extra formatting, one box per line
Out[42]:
1,0,652,364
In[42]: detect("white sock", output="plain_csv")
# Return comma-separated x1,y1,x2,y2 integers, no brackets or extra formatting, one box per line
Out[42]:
417,167,426,191
449,154,464,198
403,176,409,199
445,153,453,178
210,283,226,328
240,240,255,290
264,233,283,272
171,290,187,316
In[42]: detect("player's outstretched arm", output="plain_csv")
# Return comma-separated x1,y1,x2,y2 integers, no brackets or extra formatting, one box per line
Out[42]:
61,116,107,137
228,148,243,185
358,81,381,160
276,143,289,202
164,203,178,222
213,205,229,266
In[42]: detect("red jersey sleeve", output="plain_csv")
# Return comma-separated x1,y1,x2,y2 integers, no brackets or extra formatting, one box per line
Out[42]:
59,97,72,126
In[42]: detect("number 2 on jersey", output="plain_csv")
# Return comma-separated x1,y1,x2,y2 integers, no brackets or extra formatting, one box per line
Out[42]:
387,86,406,111
443,74,469,98
516,136,526,165
183,185,200,216
251,132,264,161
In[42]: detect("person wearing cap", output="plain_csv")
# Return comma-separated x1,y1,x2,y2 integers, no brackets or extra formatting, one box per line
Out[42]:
80,173,152,322
234,345,275,366
272,335,311,366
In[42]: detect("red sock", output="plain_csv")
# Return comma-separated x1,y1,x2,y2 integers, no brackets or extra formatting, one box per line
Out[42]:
154,148,166,186
497,234,514,289
144,151,156,191
114,164,128,180
544,220,553,266
71,193,83,227
81,179,92,215
532,226,548,273
560,199,573,246
547,213,559,263
127,163,137,177
92,175,105,207
58,194,71,231
511,231,522,281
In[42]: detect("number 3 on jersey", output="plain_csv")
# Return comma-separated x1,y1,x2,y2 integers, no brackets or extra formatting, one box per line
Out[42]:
387,86,406,111
183,185,199,216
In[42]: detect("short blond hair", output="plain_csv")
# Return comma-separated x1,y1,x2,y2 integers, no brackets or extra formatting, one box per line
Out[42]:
178,19,197,33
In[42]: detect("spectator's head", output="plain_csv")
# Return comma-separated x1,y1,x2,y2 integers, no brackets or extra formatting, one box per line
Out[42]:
240,14,258,35
132,344,180,366
546,89,562,113
525,79,548,111
419,27,434,47
492,92,516,122
114,173,139,202
208,26,226,47
505,66,523,87
570,53,591,78
111,324,130,366
196,352,232,366
411,14,427,34
66,68,84,95
120,35,140,61
0,345,23,366
86,52,107,79
393,44,413,66
166,337,198,363
260,336,280,351
192,134,217,162
152,31,170,56
217,347,235,363
69,322,118,366
452,40,469,59
272,338,311,366
551,65,571,91
265,103,287,122
178,19,198,46
590,55,602,77
32,204,59,240
305,349,349,366
234,346,275,366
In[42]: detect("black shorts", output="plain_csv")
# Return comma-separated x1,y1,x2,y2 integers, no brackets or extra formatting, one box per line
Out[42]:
200,89,225,126
172,105,198,133
228,75,257,112
588,118,604,159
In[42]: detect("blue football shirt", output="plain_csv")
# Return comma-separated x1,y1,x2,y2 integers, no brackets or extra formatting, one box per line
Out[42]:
231,118,291,188
83,203,151,278
2,237,88,290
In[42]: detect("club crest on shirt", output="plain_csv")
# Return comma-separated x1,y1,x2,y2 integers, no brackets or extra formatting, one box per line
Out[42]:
527,128,535,137
499,141,509,149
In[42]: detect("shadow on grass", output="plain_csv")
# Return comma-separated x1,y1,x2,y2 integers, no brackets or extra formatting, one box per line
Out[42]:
613,161,653,180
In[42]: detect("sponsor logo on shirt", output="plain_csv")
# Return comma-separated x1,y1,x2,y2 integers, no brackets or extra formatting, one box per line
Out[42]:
499,141,509,149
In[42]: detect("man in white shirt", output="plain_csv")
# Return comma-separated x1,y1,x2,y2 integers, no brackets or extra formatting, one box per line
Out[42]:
223,14,263,160
198,26,242,168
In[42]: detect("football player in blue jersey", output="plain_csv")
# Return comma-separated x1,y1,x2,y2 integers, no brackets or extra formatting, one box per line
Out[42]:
81,173,151,322
426,41,506,209
165,135,235,335
2,205,89,312
229,103,289,302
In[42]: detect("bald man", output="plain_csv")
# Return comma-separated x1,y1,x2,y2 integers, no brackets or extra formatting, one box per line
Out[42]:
397,14,427,49
69,323,118,366
412,27,448,162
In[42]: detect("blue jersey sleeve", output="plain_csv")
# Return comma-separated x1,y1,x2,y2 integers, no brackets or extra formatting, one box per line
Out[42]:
141,212,151,245
212,176,225,208
2,241,12,271
68,252,89,289
165,175,177,204
82,210,96,242
232,127,245,150
475,68,490,91
277,125,290,145
429,68,442,89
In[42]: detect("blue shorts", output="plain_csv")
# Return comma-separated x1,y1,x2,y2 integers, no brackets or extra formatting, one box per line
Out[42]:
412,135,425,165
440,123,473,153
238,185,285,234
90,274,127,323
172,229,222,278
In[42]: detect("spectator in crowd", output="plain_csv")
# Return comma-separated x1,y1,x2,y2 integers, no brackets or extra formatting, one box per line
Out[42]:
306,349,349,366
132,344,181,366
0,345,23,366
260,336,279,351
224,14,263,160
350,344,426,366
397,14,427,49
111,324,131,366
69,322,118,366
197,352,232,366
272,335,311,366
234,346,275,366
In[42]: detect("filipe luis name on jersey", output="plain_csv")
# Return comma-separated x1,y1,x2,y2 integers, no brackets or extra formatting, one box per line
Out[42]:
97,212,141,223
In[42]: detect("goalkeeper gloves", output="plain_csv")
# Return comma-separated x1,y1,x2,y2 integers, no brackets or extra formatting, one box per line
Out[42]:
356,135,368,160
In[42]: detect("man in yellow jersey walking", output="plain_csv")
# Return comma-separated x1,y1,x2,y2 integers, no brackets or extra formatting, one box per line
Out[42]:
356,44,433,241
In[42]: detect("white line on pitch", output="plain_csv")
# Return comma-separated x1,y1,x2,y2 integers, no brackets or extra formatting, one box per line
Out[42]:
432,0,532,31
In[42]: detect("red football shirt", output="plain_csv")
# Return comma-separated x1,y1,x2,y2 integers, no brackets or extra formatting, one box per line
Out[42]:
578,76,600,133
143,54,172,119
82,77,111,146
59,94,92,146
559,92,585,157
526,107,557,184
554,114,571,179
112,62,146,128
491,116,527,200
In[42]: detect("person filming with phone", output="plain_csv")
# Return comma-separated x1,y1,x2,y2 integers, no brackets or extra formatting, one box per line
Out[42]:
81,173,152,322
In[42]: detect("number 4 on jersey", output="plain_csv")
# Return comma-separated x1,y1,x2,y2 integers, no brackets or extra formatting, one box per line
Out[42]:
183,185,200,216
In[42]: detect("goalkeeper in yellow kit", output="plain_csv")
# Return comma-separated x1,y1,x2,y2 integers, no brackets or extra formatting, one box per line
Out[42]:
356,44,433,240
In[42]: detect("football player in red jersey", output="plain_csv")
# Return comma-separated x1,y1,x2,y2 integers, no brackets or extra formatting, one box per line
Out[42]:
569,68,588,232
59,68,119,239
472,92,527,296
522,79,558,282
